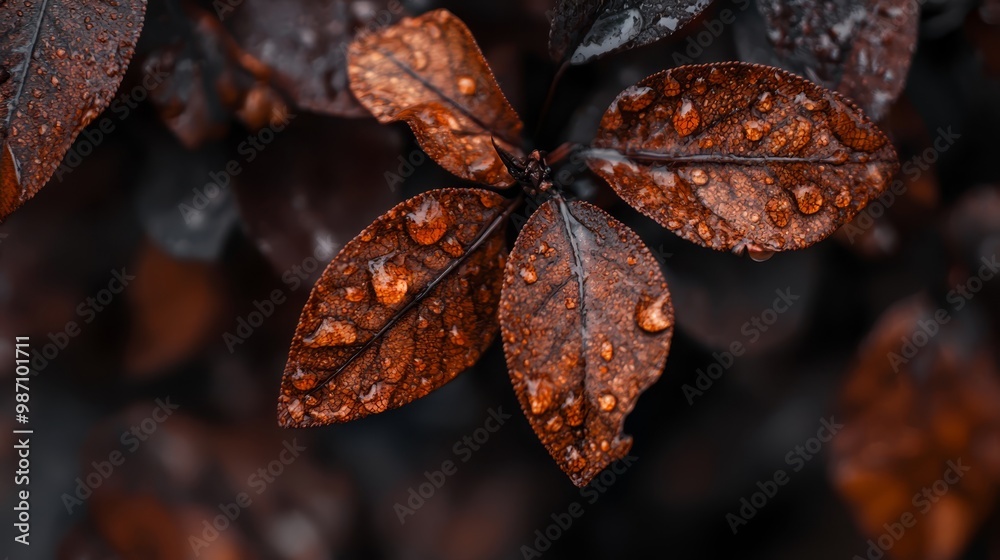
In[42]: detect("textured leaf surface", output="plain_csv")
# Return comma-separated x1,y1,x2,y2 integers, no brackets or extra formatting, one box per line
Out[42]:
278,188,510,427
499,197,673,486
588,62,899,254
549,0,714,65
0,0,147,221
757,0,918,120
348,9,523,187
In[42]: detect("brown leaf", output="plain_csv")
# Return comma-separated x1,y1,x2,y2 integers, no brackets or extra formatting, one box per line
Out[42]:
124,240,225,378
587,62,899,254
347,9,523,187
549,0,714,65
226,0,405,117
757,0,919,121
830,297,1000,560
145,3,287,149
0,0,147,221
498,197,674,486
278,188,512,427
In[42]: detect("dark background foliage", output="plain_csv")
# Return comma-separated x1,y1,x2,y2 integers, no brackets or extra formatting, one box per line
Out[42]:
2,0,1000,558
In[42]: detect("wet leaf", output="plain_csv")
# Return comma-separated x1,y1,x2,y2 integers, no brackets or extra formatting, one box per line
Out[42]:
830,297,1000,560
756,0,919,121
278,188,512,427
226,0,404,117
588,62,899,254
347,9,523,187
498,197,673,486
0,0,147,221
549,0,714,65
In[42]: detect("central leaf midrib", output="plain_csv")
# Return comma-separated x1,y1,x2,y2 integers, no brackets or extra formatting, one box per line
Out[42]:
5,0,52,133
376,48,518,147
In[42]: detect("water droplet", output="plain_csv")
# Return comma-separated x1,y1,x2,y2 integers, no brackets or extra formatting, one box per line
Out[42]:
743,120,766,142
412,51,428,70
834,188,852,208
546,415,563,432
520,264,538,284
303,318,358,347
755,91,774,113
526,377,555,415
369,255,409,305
427,298,445,314
440,236,464,257
793,184,824,215
600,340,614,362
564,445,585,472
766,197,792,227
449,325,466,346
689,168,708,186
344,286,365,302
672,98,700,137
662,76,681,97
565,297,578,310
286,399,305,423
748,247,775,262
55,48,67,58
636,291,673,333
406,197,448,245
600,440,611,452
598,393,617,411
697,222,713,242
290,368,318,391
457,76,476,96
619,86,655,111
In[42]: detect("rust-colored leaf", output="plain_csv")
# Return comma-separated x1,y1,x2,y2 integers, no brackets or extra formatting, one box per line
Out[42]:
549,0,714,64
347,9,523,187
0,0,147,221
498,197,674,486
830,297,1000,560
124,240,225,378
588,62,899,254
756,0,919,121
278,188,512,427
226,0,404,117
